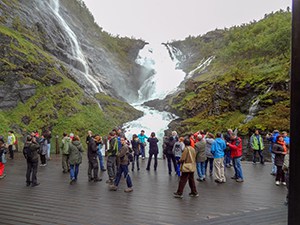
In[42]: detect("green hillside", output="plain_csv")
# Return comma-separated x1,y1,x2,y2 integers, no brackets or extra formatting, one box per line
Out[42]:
168,10,291,135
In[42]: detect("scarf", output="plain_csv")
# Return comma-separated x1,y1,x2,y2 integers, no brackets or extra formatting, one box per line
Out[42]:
277,140,287,153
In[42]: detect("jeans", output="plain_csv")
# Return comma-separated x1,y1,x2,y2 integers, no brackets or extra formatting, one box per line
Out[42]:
97,151,105,170
175,156,181,176
146,153,158,170
205,158,214,175
196,162,206,179
114,164,132,188
232,156,244,179
271,153,277,174
140,144,145,158
253,150,264,163
132,154,140,171
166,153,177,174
70,164,79,180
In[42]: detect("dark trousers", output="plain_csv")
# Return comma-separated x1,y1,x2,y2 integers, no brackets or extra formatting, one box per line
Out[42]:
205,158,214,175
26,161,38,184
146,153,158,170
88,159,99,179
276,165,285,182
166,153,177,174
253,150,264,163
9,145,14,159
176,172,197,195
40,154,46,164
132,154,140,171
107,155,116,179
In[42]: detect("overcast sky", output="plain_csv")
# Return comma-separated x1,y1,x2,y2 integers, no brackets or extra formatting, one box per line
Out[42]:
82,0,291,43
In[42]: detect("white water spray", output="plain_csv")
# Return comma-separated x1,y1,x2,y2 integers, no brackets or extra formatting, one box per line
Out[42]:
187,56,215,78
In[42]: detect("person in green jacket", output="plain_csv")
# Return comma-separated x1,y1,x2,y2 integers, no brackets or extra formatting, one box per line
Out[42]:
60,133,71,173
250,129,264,164
68,135,84,184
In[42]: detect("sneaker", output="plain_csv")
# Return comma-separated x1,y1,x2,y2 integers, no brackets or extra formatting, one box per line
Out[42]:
88,177,94,182
110,185,118,191
124,187,133,193
196,178,204,182
0,174,6,179
231,176,237,179
189,192,199,197
275,181,280,186
26,182,31,187
252,162,256,165
62,170,68,174
214,179,222,183
70,179,76,185
282,182,286,186
146,168,150,171
270,172,276,176
226,164,231,168
173,192,183,198
101,168,107,172
236,178,244,182
209,172,213,177
142,157,145,160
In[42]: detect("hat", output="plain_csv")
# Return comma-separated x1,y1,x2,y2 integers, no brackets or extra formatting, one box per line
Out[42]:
69,133,74,137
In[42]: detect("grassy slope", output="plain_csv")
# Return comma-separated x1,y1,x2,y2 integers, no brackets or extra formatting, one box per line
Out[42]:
169,10,291,135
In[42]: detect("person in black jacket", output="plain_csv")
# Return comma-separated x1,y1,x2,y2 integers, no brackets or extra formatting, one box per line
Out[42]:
87,135,102,182
24,136,40,187
163,131,178,175
146,132,159,171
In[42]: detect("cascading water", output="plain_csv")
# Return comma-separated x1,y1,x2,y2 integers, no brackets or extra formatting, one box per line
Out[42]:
48,0,103,94
123,43,186,157
187,56,215,79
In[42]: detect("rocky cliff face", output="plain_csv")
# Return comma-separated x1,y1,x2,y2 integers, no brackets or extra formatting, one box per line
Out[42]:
0,0,147,136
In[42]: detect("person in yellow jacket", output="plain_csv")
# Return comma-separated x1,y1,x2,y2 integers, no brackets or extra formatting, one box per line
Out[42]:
7,131,16,159
250,129,264,164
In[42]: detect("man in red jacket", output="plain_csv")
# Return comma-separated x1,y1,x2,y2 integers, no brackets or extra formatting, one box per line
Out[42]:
227,134,244,182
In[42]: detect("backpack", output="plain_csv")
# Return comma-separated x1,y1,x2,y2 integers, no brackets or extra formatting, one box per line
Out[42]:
127,152,134,162
173,143,182,157
23,145,33,160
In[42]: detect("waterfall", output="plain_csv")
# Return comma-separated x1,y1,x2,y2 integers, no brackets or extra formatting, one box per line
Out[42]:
48,0,103,94
136,43,186,102
243,84,273,123
124,43,186,157
187,56,215,78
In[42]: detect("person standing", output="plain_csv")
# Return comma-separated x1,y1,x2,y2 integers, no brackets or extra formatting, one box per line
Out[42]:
163,131,178,175
69,135,84,185
60,133,70,173
106,131,118,184
131,134,141,171
138,130,148,160
195,135,207,181
204,133,215,177
110,137,133,193
96,136,106,172
0,139,7,179
7,131,16,159
227,133,244,182
211,133,227,183
272,135,287,186
39,135,48,166
44,130,52,160
266,130,280,176
250,129,264,164
173,137,185,177
173,138,198,198
146,132,159,171
223,129,233,168
87,135,102,182
23,136,40,187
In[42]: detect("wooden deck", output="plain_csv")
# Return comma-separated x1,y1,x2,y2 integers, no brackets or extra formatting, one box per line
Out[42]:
0,153,287,225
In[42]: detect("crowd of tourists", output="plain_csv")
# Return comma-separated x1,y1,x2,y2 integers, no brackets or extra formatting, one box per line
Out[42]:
0,127,290,202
